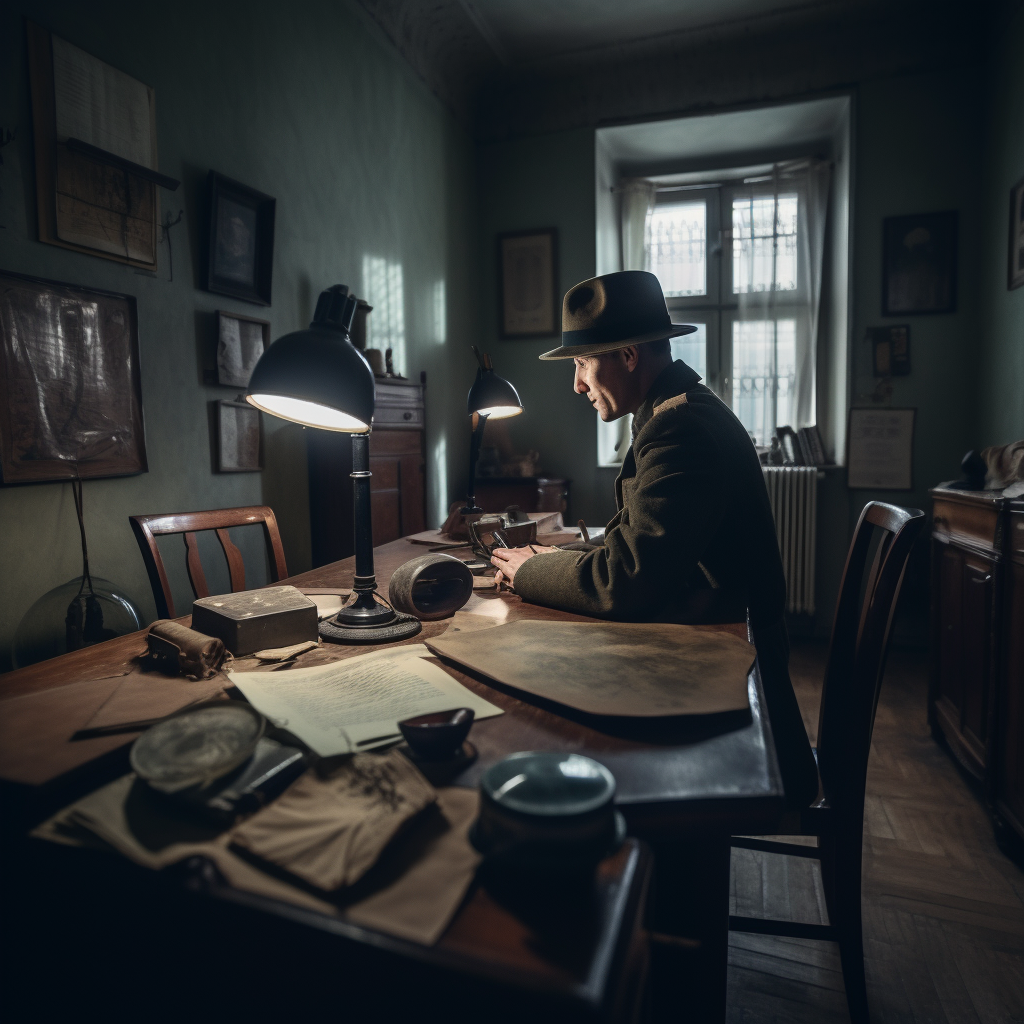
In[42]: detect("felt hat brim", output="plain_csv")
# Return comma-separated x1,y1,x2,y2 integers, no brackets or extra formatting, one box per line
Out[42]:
539,322,698,361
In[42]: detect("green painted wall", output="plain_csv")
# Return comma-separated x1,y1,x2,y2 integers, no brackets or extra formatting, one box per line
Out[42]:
0,0,476,669
977,0,1024,444
475,127,615,527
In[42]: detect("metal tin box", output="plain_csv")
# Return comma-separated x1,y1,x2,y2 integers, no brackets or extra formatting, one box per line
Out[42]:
190,585,318,655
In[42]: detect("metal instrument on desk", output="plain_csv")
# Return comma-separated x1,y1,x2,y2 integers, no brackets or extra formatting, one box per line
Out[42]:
467,512,538,560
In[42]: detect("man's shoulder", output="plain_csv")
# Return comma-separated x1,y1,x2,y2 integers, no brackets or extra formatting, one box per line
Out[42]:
638,383,726,440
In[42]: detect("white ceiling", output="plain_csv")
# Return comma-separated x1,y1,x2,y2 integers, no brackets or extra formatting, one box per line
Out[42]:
598,96,850,168
462,0,839,63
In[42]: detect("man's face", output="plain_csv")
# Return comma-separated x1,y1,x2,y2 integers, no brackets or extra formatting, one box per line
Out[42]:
573,352,631,421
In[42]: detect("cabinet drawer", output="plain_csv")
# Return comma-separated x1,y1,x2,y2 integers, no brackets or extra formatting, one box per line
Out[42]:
374,405,424,429
1011,512,1024,558
375,381,424,408
370,429,423,456
932,496,1001,552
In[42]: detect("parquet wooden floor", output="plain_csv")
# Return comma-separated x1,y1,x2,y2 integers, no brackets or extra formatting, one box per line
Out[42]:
727,640,1024,1023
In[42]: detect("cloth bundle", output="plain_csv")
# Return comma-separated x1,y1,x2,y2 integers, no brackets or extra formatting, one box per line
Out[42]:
147,620,226,679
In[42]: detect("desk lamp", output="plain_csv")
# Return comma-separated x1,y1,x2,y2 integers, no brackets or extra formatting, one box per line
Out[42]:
246,285,420,643
461,347,523,514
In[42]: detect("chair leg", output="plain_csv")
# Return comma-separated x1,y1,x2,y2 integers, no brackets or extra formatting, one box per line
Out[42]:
826,833,869,1024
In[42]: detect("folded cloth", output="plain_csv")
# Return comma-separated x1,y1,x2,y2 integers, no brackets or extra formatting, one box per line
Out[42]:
33,762,480,946
231,749,437,890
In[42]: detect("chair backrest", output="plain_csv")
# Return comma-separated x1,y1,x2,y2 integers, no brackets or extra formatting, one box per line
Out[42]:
815,501,925,809
129,506,289,619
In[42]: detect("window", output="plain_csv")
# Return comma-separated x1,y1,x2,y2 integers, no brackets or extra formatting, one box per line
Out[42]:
598,162,828,467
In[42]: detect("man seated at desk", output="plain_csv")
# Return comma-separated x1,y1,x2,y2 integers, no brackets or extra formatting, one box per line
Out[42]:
491,270,817,808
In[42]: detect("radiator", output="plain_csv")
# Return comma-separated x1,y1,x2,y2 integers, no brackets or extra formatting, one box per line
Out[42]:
762,466,818,615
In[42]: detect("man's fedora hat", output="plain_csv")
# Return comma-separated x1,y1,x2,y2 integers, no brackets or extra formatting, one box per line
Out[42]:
539,270,697,361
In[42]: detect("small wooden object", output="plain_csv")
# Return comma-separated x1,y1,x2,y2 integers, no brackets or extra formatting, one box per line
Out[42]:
191,586,318,656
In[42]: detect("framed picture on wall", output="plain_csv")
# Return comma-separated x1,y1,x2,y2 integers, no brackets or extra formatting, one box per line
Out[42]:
869,325,911,376
847,407,915,490
882,211,957,315
216,310,269,388
215,399,262,472
0,271,148,484
206,172,276,306
1009,176,1024,290
498,228,558,339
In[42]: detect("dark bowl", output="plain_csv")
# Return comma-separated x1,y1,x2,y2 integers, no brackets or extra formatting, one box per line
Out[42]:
398,707,475,760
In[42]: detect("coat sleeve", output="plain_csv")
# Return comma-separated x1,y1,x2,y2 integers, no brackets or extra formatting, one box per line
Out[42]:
514,408,727,619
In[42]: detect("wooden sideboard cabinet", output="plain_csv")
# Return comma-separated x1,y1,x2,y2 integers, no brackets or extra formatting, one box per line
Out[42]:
929,488,1024,848
307,376,426,567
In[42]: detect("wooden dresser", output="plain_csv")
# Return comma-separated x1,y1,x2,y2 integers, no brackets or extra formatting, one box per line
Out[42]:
929,488,1024,849
307,376,427,567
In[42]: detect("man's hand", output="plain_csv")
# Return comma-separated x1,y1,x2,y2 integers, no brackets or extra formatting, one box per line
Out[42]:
490,545,558,590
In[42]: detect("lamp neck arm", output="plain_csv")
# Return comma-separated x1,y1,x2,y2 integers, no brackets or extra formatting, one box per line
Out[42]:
461,412,489,515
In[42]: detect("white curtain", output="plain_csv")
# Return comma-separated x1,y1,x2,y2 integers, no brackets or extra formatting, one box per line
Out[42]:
598,179,658,468
620,179,657,271
728,160,831,438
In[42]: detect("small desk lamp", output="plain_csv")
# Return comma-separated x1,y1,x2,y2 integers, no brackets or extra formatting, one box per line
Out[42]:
461,347,523,514
246,285,420,643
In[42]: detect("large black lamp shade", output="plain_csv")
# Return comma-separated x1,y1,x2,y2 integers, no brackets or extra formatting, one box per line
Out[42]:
245,285,419,643
245,287,375,431
462,349,523,514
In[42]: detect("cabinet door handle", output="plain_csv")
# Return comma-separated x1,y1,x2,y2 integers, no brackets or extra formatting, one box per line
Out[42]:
970,574,993,584
403,411,412,421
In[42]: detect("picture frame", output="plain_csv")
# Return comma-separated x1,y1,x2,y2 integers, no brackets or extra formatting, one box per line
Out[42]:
498,228,559,339
1009,176,1024,291
882,211,957,316
0,271,147,484
847,407,915,491
206,171,276,306
869,325,911,377
216,310,269,388
215,399,262,472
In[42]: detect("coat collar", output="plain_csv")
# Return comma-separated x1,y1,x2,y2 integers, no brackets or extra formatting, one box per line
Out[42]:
631,360,702,439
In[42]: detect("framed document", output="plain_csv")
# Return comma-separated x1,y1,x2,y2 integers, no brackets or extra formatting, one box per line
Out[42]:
498,228,558,339
216,310,269,388
215,399,262,472
1009,176,1024,291
206,172,276,306
0,271,147,484
882,211,957,315
847,408,915,490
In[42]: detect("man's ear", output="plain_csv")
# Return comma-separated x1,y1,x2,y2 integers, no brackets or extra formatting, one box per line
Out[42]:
621,345,640,372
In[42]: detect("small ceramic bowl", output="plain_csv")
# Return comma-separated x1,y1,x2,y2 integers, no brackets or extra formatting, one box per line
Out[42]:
398,707,475,760
470,751,625,868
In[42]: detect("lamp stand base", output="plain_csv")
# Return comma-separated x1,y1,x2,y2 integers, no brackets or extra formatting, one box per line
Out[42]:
319,606,421,645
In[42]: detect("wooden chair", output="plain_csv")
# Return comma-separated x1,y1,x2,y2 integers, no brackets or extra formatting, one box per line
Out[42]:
729,501,926,1023
130,506,289,619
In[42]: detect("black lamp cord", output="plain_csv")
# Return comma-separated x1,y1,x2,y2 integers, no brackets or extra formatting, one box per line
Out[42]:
71,467,94,598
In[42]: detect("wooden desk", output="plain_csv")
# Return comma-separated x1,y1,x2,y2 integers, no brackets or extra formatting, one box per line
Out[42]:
2,535,786,1021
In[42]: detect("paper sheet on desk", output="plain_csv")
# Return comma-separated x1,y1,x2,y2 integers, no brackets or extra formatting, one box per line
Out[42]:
228,645,502,757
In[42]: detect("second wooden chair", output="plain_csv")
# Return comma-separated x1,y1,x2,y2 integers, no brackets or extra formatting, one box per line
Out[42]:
130,506,289,619
729,500,926,1024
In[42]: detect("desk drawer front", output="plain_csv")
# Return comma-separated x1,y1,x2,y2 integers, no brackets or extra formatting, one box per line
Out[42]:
374,405,424,429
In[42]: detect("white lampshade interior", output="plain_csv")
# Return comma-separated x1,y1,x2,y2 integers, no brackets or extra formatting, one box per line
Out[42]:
476,405,523,419
246,393,369,432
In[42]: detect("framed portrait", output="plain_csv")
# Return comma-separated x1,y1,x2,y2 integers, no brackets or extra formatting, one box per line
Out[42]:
1009,176,1024,290
847,407,915,490
206,172,275,306
498,228,558,339
0,271,147,484
869,325,911,377
882,211,957,316
215,399,262,472
216,310,269,388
